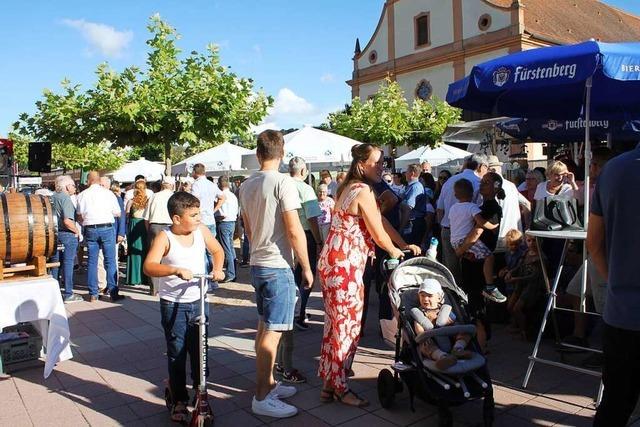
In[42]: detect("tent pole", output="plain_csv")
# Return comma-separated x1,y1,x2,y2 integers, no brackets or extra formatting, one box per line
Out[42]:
580,77,593,314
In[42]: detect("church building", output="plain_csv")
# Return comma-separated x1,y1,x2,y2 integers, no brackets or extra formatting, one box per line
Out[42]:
349,0,640,108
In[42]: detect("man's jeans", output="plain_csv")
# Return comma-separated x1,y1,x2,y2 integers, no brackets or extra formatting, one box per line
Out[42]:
242,232,250,263
51,231,79,298
217,221,236,280
160,299,209,403
85,225,118,297
204,224,218,289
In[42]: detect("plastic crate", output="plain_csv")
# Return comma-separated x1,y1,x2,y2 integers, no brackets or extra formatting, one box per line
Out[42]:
0,323,42,371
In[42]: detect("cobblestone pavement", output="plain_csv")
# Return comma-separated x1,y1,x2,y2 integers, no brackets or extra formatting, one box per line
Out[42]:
1,263,639,427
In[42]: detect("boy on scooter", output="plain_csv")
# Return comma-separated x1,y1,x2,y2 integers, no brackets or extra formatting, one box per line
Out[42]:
144,191,225,422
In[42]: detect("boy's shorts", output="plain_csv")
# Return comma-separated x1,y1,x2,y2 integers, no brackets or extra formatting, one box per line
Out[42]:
452,239,493,260
250,266,296,331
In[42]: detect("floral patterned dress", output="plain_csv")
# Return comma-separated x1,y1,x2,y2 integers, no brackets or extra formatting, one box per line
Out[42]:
317,183,375,393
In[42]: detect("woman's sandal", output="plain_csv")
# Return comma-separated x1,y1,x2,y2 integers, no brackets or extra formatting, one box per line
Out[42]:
320,388,335,403
334,389,369,407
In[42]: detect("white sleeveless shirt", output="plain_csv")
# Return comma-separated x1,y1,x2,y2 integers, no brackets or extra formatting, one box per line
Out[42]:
158,227,206,303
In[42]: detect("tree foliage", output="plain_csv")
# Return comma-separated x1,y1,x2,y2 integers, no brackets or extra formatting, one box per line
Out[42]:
328,79,461,149
13,14,272,173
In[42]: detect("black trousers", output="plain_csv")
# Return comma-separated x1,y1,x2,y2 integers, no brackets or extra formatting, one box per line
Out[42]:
362,246,394,332
593,323,640,427
294,230,317,322
460,258,491,340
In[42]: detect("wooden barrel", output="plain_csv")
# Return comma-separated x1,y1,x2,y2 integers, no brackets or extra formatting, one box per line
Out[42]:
0,193,57,264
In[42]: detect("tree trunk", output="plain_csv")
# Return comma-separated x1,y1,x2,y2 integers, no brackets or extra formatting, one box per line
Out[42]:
164,140,172,176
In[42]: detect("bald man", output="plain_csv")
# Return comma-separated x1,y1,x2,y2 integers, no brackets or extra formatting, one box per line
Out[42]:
76,171,123,302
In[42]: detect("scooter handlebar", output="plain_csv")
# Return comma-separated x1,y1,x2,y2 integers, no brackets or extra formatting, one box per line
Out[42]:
193,274,213,279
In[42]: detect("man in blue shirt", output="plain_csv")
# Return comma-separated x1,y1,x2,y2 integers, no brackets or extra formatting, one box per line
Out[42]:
588,143,640,427
399,164,427,245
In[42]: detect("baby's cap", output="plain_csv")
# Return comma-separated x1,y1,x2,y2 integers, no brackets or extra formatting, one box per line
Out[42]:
419,278,443,295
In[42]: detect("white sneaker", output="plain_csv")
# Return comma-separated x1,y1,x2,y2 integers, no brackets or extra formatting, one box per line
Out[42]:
251,395,298,418
269,381,297,399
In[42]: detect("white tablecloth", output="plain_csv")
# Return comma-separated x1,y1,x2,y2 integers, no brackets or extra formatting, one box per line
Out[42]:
0,277,73,378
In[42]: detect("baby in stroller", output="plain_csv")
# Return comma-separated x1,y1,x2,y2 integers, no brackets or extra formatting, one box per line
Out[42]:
409,278,473,370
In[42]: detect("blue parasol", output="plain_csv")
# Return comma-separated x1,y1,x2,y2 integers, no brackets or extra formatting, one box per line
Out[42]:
446,40,640,230
497,117,640,143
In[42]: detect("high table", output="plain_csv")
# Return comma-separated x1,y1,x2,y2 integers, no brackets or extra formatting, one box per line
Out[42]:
0,277,73,378
522,229,603,404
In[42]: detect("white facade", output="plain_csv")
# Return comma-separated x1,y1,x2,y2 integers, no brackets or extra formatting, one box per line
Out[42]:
350,0,519,104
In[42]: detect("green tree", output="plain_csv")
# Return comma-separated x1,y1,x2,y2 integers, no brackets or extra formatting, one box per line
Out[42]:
13,14,272,174
328,78,460,149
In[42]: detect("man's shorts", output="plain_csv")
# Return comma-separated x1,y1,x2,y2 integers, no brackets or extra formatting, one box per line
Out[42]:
566,258,607,314
250,266,296,331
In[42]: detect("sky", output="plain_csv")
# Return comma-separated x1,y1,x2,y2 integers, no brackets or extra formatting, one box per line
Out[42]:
1,0,640,137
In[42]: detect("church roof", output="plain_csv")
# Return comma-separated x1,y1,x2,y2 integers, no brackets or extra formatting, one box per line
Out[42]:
487,0,640,44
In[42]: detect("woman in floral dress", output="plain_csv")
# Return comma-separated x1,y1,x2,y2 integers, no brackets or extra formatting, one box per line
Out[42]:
317,144,419,407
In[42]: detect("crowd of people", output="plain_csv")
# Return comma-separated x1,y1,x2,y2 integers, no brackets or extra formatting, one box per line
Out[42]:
36,132,639,425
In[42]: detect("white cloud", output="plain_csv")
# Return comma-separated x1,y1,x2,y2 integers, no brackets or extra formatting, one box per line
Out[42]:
320,73,335,83
63,18,133,58
254,88,335,131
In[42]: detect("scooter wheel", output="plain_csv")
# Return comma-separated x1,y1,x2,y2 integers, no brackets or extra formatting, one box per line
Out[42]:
377,369,396,408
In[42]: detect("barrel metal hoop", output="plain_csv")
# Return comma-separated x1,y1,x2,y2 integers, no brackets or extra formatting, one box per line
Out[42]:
40,195,51,257
25,194,34,261
0,194,10,263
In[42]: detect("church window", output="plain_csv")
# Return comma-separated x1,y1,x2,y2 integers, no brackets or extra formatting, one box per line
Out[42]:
415,13,431,48
478,14,492,31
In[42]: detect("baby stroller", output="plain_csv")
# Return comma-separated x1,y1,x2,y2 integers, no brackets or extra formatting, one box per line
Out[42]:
376,256,495,427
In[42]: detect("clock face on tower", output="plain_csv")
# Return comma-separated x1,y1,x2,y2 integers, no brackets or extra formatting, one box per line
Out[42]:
416,79,433,101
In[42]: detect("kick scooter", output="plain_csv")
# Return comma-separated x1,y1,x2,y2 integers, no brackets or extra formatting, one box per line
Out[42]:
164,273,213,426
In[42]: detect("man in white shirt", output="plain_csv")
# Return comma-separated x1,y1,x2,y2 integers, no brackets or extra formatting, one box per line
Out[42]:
216,176,239,283
143,175,176,296
191,164,225,290
436,154,488,282
144,175,175,242
487,156,530,251
76,171,123,302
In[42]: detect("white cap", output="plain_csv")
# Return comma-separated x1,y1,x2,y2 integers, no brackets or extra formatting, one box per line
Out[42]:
162,175,176,185
419,278,443,295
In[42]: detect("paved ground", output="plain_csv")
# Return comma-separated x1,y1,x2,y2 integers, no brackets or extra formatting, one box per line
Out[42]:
1,263,639,427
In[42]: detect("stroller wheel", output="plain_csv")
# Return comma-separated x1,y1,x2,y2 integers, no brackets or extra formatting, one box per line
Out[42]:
377,369,396,409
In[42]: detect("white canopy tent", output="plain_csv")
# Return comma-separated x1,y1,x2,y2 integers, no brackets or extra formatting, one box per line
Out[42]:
172,142,254,175
241,125,362,171
394,144,473,171
110,158,165,183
